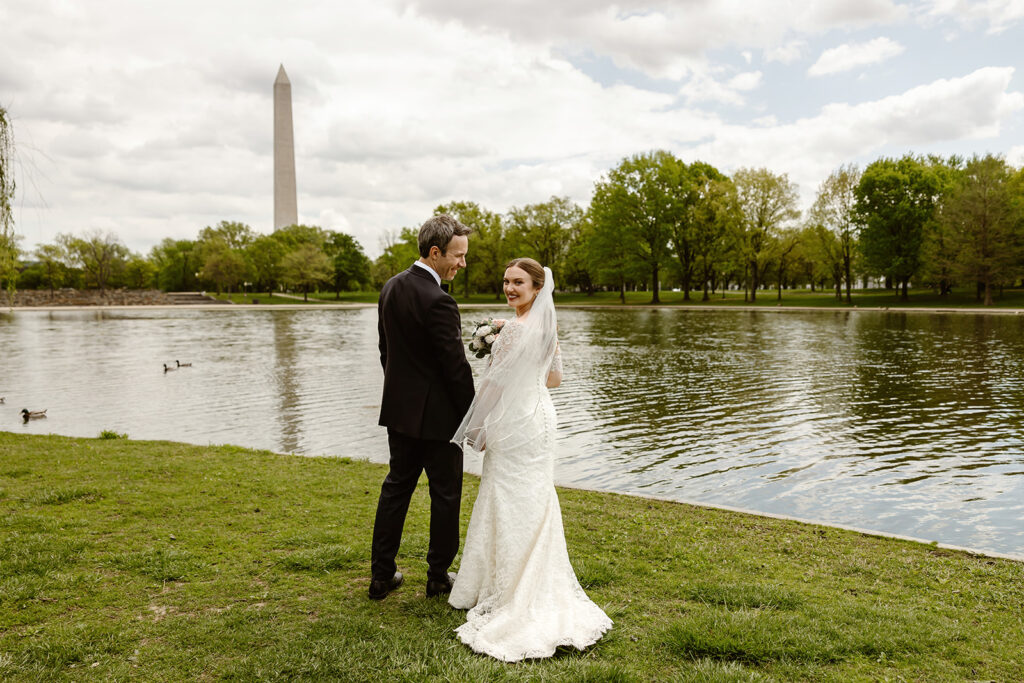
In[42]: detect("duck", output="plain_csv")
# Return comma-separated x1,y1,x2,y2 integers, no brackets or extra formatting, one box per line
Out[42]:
163,363,177,372
175,360,192,368
21,408,47,420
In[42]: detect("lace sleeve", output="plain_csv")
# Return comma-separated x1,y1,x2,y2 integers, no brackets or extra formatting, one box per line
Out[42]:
490,320,520,366
549,340,562,375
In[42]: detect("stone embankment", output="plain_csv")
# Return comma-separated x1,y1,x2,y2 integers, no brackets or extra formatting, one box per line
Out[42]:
6,289,227,307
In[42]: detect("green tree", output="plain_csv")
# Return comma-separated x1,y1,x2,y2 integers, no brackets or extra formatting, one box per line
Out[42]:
434,201,504,297
733,167,800,302
562,214,594,294
150,239,200,292
941,154,1023,305
855,155,942,300
661,155,699,299
272,224,329,251
0,107,18,304
664,160,734,301
123,254,157,289
808,164,861,303
505,196,582,277
918,156,964,297
247,234,287,296
582,207,644,304
281,243,333,301
792,224,828,293
807,221,844,299
372,228,419,288
772,227,802,300
590,151,674,303
196,221,255,293
34,242,69,297
59,230,129,293
199,243,246,295
326,231,371,297
198,220,256,250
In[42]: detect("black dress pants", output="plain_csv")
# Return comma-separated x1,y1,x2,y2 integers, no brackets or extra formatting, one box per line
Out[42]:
370,429,464,582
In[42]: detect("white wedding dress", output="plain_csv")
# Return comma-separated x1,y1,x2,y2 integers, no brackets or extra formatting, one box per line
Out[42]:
449,314,612,662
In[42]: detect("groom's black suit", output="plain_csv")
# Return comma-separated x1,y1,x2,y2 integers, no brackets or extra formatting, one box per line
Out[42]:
371,264,475,583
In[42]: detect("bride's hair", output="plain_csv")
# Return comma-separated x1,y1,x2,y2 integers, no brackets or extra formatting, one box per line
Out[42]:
506,257,545,290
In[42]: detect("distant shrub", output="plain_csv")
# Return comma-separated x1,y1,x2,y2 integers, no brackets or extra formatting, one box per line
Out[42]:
99,430,128,440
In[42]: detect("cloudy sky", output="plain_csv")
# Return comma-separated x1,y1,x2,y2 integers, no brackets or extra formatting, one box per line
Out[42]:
3,0,1023,257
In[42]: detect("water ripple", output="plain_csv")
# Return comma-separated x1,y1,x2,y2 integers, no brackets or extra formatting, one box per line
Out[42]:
2,307,1023,557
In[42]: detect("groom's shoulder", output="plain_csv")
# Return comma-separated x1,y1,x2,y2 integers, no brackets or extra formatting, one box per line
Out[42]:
382,267,416,292
382,267,445,302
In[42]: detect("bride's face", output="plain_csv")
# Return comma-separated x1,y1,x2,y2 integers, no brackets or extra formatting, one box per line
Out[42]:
503,265,537,310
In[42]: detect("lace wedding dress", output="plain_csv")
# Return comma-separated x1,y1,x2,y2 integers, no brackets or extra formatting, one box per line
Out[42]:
449,274,612,662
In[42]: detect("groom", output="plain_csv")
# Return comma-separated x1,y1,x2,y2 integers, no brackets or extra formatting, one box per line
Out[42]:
370,214,475,600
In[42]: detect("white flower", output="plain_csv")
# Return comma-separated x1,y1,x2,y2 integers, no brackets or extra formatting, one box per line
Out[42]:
484,334,496,345
475,325,492,337
469,340,480,350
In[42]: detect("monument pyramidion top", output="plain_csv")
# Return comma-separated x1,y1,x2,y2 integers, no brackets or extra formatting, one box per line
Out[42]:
275,64,290,85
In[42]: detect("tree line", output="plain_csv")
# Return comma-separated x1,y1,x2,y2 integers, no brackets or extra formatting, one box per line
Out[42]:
15,222,371,302
5,145,1024,305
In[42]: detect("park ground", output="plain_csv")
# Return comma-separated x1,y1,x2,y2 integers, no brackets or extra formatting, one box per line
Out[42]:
1,432,1022,681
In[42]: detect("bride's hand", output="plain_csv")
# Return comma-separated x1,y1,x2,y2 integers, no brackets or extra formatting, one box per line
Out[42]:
493,318,507,329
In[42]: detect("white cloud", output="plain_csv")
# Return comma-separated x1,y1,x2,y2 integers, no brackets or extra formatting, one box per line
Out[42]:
2,0,1021,262
918,0,1024,34
764,40,807,64
686,66,1024,206
729,71,764,91
4,0,724,255
1008,145,1024,167
678,70,763,105
397,0,906,80
808,37,906,76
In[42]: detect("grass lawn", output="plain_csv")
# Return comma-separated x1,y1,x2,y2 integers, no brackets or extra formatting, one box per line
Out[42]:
222,287,1024,310
1,433,1021,681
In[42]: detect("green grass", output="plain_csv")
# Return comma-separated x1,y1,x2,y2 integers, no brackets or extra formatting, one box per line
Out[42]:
220,287,1024,310
1,432,1021,681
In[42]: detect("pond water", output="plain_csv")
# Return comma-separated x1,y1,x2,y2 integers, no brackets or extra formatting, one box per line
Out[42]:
2,306,1023,557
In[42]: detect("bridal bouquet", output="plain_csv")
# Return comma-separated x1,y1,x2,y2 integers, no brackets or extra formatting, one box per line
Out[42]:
468,318,504,359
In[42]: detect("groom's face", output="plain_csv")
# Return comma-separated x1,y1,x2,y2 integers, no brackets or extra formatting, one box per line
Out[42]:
433,235,469,280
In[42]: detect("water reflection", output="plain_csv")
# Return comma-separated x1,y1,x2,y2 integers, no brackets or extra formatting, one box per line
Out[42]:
1,307,1022,557
272,312,302,453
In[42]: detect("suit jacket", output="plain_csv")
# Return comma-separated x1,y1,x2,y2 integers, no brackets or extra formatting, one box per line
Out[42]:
377,265,475,441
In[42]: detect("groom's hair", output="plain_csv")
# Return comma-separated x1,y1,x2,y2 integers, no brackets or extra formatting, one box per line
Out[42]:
418,214,472,257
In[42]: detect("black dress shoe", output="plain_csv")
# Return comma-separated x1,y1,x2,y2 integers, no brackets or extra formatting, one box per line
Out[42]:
426,572,456,598
368,571,403,600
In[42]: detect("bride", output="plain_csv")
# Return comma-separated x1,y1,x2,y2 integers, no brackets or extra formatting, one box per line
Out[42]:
449,257,612,662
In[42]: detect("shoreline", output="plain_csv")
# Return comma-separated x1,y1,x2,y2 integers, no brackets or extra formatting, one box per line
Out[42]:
560,484,1024,564
3,428,1022,564
6,301,1024,315
3,427,1018,562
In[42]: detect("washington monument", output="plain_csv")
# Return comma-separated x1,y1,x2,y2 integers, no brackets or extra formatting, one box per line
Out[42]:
274,64,298,229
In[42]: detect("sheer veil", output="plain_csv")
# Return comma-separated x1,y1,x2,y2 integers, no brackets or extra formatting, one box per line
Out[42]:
452,266,557,453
